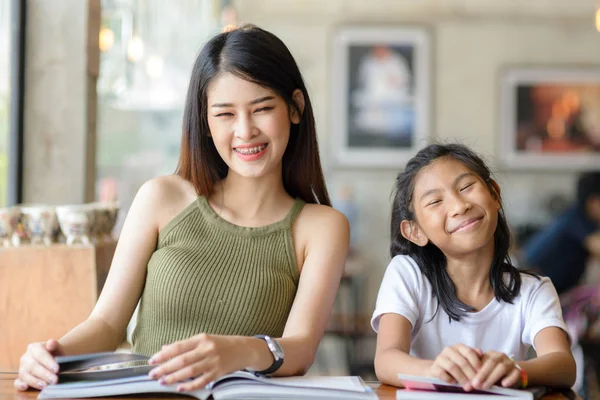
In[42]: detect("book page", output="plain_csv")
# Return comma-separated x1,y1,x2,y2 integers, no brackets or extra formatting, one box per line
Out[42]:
212,371,368,392
39,375,211,400
261,376,369,391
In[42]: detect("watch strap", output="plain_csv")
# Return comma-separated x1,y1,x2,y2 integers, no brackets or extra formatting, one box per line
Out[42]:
252,335,283,375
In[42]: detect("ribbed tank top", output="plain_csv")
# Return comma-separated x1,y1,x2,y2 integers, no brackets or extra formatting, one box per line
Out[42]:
131,196,305,356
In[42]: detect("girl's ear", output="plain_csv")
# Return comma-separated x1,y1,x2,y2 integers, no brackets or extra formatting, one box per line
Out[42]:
290,89,305,124
490,179,502,209
400,220,429,247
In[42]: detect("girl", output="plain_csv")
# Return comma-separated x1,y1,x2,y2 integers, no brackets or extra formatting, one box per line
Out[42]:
372,143,575,391
16,25,349,392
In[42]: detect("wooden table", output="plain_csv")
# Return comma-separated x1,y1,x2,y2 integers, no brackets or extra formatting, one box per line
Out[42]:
0,373,581,400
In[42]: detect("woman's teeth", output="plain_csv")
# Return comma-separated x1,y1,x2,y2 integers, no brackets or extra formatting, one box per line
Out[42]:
234,144,267,155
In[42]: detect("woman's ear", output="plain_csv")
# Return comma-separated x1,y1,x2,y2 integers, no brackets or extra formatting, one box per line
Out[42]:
290,89,305,124
400,220,429,247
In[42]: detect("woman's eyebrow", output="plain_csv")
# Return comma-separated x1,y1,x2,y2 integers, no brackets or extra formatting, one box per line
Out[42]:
211,96,275,108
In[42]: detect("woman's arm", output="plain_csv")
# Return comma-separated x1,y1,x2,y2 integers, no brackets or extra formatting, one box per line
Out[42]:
16,177,177,390
148,205,350,390
517,327,576,388
58,178,165,353
269,206,350,375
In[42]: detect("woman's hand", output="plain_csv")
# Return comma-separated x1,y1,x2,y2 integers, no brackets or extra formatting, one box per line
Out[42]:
148,334,246,391
14,339,64,391
471,351,521,390
428,344,483,391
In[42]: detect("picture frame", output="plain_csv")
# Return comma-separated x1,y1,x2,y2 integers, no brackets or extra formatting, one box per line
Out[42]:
331,27,430,167
499,67,600,170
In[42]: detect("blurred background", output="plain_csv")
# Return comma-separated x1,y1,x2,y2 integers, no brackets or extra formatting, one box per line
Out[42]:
1,0,600,398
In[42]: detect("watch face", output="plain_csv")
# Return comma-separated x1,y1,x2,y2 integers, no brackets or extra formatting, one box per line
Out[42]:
268,338,284,360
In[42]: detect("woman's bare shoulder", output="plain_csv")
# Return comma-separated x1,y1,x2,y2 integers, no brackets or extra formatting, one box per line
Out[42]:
302,203,347,221
297,203,349,235
135,175,198,229
138,175,196,202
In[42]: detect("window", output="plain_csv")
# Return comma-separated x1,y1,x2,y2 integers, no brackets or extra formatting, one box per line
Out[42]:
96,0,227,232
0,0,10,207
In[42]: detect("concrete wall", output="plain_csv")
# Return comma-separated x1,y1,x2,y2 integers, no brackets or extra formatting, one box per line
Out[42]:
235,0,600,312
19,0,600,312
23,0,99,204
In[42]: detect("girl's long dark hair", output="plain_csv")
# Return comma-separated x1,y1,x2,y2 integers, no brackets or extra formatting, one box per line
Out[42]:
391,143,533,321
175,25,330,206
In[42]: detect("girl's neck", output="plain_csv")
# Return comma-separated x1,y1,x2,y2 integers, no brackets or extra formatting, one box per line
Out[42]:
445,240,496,311
209,167,292,226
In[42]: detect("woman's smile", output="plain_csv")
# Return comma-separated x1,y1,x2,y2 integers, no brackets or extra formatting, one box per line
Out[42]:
233,143,269,161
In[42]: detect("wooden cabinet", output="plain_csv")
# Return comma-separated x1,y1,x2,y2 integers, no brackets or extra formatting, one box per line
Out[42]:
0,241,116,371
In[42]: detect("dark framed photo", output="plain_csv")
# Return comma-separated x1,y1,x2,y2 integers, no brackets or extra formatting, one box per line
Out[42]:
499,67,600,169
331,27,430,167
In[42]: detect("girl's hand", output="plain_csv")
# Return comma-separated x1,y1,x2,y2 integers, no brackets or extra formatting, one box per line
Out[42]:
148,334,244,391
14,339,64,391
428,344,483,390
471,351,521,390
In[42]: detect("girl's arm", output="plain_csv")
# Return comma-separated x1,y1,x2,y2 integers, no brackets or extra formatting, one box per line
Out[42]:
375,313,482,390
148,205,351,391
375,313,431,386
471,328,575,390
516,327,575,388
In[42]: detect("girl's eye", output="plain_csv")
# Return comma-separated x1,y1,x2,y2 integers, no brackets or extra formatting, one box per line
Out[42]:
255,106,273,113
460,182,475,191
427,199,441,207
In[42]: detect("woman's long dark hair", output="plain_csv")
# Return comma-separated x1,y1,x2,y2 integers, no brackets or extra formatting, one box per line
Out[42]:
391,143,532,321
176,25,330,206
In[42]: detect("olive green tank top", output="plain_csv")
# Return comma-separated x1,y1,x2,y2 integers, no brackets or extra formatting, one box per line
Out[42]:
131,196,305,356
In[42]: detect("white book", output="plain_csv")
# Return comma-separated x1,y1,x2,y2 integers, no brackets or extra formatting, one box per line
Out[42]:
396,374,547,400
38,352,377,400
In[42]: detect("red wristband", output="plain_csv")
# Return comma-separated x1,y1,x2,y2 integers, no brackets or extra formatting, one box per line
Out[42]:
514,364,528,389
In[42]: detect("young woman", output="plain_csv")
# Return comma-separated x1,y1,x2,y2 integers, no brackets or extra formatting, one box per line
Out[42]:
16,25,349,392
372,143,575,391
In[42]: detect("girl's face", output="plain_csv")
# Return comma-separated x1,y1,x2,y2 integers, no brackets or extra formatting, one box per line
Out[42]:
206,73,301,179
405,157,501,257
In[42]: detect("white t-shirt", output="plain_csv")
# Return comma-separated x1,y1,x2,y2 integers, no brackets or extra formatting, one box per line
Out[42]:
371,255,568,361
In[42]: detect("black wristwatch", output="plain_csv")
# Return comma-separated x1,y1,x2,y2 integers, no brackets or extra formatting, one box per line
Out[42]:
251,335,284,374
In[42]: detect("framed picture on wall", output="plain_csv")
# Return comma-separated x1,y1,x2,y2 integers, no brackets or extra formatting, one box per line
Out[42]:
499,67,600,170
331,27,430,167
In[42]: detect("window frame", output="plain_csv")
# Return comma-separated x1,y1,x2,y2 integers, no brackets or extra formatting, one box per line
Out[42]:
7,0,25,205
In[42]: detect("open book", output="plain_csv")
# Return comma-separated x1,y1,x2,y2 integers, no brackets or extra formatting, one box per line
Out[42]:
38,352,377,400
396,374,547,400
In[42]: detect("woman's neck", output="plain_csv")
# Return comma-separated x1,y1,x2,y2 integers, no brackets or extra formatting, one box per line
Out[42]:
208,167,292,226
445,240,496,311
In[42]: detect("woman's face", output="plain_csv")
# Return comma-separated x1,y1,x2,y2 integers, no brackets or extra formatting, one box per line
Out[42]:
206,73,297,179
408,157,500,257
